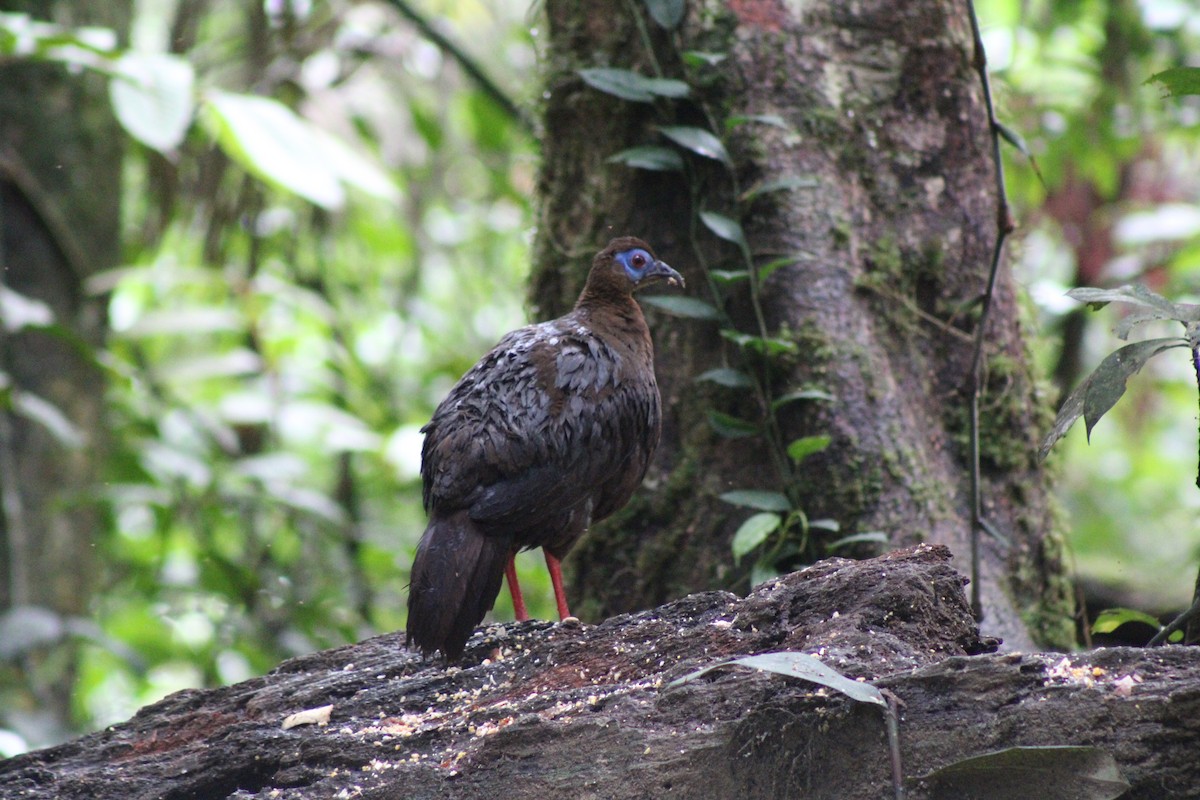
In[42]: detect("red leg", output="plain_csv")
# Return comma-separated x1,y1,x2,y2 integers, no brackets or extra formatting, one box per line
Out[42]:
505,554,529,621
544,551,572,620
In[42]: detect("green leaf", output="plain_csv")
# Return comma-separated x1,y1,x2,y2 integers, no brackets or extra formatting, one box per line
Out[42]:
731,512,780,563
741,176,818,201
995,120,1032,159
696,368,754,388
1147,66,1200,98
578,67,689,102
758,255,800,282
721,330,798,355
922,746,1129,800
109,52,195,152
707,410,759,438
681,50,727,67
726,113,790,130
643,0,685,29
1067,284,1200,322
808,518,840,533
607,145,684,172
699,210,748,249
658,125,731,165
668,652,886,707
718,489,791,512
710,269,749,285
1113,310,1175,341
825,531,887,552
1039,337,1187,459
640,295,720,320
771,389,834,410
204,90,344,209
1091,607,1162,635
787,435,831,463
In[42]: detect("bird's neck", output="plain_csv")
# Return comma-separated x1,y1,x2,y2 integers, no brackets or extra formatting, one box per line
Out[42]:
573,291,652,351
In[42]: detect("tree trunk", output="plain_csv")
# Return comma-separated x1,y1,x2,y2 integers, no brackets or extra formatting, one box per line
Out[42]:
531,0,1068,649
0,546,1184,799
0,0,127,734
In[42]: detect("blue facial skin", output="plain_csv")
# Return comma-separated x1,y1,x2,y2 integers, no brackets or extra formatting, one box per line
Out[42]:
615,248,654,282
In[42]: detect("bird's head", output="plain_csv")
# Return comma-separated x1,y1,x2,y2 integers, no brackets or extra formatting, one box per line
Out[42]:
587,237,685,297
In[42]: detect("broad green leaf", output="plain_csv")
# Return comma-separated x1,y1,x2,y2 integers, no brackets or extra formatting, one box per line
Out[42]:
787,435,831,463
668,652,886,707
825,531,887,552
771,389,834,410
808,518,840,533
643,0,685,29
1082,338,1186,441
658,125,731,165
640,295,720,320
731,512,780,563
109,52,195,152
697,368,754,388
578,68,689,102
707,410,759,438
1091,607,1162,635
699,210,748,249
607,145,684,172
718,489,791,512
204,90,344,209
1039,337,1187,459
742,176,818,201
922,746,1129,800
1147,66,1200,98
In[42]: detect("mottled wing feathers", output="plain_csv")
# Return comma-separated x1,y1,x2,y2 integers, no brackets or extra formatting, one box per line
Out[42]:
420,316,659,548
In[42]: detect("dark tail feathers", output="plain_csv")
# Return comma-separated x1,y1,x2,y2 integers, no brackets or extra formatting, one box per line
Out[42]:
406,510,510,661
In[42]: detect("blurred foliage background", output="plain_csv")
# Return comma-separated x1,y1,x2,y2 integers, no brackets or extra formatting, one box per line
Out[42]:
0,0,1199,754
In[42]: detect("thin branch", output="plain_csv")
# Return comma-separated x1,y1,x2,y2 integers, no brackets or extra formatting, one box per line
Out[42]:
382,0,536,136
965,0,1017,621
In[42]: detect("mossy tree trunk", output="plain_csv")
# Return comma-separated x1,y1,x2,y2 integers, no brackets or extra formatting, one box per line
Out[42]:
531,0,1070,649
0,0,127,734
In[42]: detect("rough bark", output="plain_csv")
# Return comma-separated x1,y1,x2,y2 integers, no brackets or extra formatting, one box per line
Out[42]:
0,0,126,729
0,545,1190,799
530,0,1067,649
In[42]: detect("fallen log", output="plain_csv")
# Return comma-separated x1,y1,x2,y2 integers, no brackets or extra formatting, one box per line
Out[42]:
1,544,1194,799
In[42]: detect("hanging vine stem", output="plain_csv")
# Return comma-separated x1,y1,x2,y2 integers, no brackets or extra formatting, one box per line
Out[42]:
627,4,803,506
965,0,1016,620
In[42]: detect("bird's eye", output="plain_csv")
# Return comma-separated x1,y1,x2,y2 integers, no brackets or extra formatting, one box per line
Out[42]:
631,253,646,268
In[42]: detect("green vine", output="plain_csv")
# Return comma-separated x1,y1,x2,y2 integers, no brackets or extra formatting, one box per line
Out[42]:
579,3,883,586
